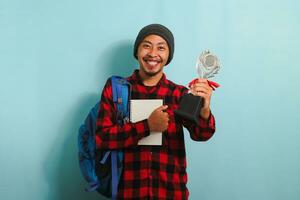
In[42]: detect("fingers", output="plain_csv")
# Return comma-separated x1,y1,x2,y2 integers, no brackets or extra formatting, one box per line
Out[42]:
148,105,170,132
189,79,213,108
190,90,208,97
164,112,170,122
156,105,168,112
192,84,211,92
190,83,212,95
194,80,211,89
190,79,213,99
197,78,208,83
161,109,170,121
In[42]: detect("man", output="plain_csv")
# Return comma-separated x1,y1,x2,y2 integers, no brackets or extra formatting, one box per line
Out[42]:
96,24,215,200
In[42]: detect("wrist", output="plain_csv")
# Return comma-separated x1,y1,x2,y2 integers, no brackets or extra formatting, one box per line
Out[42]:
200,107,210,120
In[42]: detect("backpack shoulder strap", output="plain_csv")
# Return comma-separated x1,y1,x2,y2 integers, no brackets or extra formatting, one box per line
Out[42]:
110,75,130,199
111,76,130,124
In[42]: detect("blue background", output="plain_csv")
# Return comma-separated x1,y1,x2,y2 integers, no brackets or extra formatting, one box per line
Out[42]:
1,0,299,199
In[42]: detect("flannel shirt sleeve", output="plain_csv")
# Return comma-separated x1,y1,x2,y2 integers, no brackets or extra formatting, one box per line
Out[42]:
178,86,216,141
95,78,150,150
182,111,216,141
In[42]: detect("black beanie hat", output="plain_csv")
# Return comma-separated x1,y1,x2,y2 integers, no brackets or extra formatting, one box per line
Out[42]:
134,24,174,65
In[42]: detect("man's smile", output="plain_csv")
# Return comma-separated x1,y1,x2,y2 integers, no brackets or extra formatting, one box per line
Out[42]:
143,57,162,68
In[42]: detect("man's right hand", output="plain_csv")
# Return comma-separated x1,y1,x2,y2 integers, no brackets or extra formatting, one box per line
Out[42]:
147,105,169,132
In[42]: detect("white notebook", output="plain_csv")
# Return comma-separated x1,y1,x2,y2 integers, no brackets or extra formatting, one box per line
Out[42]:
130,99,163,145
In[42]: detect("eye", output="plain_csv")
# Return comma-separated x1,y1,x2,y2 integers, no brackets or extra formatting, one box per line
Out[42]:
142,43,151,49
158,46,166,51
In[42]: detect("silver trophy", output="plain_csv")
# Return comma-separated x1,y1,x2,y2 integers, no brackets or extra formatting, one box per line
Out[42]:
196,50,220,79
175,50,220,124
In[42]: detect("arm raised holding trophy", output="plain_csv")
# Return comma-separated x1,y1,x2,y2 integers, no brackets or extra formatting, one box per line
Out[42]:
175,50,220,123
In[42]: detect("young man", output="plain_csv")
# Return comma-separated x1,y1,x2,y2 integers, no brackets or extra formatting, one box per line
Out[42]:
96,24,216,200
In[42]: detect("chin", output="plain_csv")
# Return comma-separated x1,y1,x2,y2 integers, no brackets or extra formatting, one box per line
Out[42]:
145,71,159,77
144,68,163,77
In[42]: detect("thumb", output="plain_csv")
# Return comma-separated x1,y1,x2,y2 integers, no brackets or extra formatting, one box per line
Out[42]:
156,105,168,112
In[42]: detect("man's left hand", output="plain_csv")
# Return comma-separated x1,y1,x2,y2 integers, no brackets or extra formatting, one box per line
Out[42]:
189,78,213,120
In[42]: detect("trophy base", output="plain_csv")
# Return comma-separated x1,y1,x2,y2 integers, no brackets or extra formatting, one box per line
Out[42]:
174,93,203,125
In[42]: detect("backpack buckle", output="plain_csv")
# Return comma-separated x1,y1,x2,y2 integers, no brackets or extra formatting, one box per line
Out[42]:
117,98,122,104
123,117,129,124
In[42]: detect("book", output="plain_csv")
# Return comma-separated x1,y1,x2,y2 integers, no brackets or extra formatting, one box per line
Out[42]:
130,99,163,145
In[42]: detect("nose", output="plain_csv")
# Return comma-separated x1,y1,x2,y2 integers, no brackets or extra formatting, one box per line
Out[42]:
147,47,158,57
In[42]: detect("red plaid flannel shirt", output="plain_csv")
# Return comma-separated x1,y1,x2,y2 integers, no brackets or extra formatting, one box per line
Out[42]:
96,70,215,200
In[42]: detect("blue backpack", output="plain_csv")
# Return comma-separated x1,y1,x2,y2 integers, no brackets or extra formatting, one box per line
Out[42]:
78,76,130,199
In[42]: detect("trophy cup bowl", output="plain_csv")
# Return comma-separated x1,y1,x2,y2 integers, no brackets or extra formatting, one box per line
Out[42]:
174,50,220,125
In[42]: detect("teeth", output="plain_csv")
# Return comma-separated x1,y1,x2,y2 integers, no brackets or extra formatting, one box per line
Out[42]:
147,61,158,66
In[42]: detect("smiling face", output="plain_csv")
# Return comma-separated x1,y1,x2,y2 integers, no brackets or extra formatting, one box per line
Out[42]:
136,34,170,78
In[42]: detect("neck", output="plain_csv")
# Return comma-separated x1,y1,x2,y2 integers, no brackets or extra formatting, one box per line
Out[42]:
139,70,163,86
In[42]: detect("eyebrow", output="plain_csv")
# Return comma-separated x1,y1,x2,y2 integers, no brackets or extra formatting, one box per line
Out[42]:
142,40,167,45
